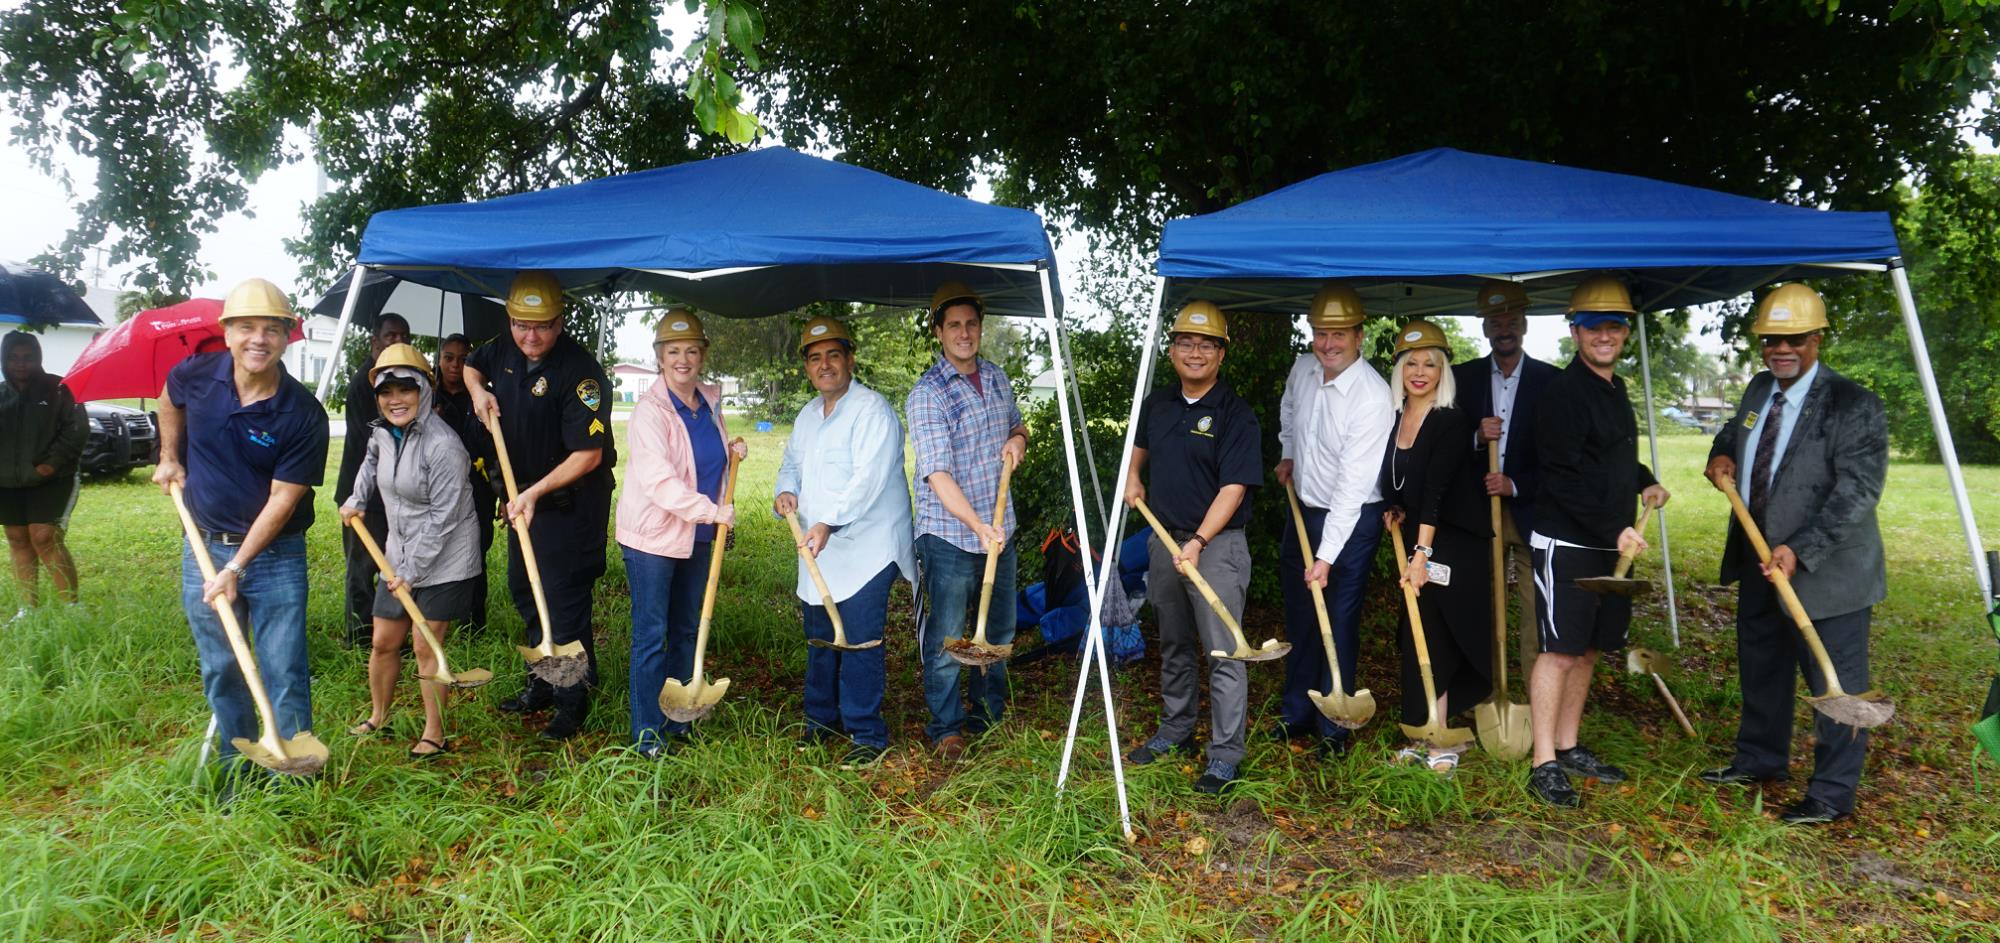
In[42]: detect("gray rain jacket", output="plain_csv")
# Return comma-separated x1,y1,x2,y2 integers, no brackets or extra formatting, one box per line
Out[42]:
343,369,481,588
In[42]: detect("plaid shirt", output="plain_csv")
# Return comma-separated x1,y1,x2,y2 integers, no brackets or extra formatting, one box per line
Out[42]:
907,354,1024,553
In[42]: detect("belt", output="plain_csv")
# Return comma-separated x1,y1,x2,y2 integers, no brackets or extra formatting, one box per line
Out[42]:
201,530,249,546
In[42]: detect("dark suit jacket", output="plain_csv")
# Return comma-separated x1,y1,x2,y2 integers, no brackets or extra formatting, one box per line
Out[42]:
1709,365,1888,619
1451,353,1559,535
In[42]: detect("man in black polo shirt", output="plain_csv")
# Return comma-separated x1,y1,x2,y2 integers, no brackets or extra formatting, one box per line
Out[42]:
153,278,329,780
1526,275,1670,808
462,272,616,741
1122,300,1263,796
334,312,410,647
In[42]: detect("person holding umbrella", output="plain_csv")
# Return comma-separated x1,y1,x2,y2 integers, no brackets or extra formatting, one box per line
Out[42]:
616,310,745,758
1122,301,1263,796
1,332,87,621
908,282,1030,761
1700,283,1887,825
153,278,329,785
1377,319,1492,774
774,315,914,771
334,312,412,648
339,343,482,760
461,272,617,742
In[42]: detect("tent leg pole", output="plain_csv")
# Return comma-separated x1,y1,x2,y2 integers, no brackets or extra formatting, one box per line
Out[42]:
1043,269,1136,841
1057,316,1108,532
317,265,370,404
1635,314,1681,647
1890,260,1990,602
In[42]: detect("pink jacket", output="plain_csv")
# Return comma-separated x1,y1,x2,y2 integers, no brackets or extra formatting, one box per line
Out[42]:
615,380,729,559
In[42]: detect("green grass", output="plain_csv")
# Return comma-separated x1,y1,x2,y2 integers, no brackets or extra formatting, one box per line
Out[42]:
0,432,1996,941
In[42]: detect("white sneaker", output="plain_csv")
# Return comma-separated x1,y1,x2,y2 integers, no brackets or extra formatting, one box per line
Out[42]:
7,607,28,625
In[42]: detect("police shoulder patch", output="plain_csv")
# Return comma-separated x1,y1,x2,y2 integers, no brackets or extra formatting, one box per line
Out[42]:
578,378,602,411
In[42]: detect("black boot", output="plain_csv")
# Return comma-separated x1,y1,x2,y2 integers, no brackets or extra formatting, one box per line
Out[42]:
498,677,554,714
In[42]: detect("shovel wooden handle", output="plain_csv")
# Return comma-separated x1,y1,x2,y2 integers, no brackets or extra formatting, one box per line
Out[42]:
1284,480,1348,694
1609,503,1655,580
345,515,457,681
1130,498,1249,640
170,483,286,751
1652,672,1698,738
483,413,557,654
784,510,847,638
1717,475,1851,695
1389,525,1446,716
1488,446,1509,691
689,442,744,686
970,456,1017,647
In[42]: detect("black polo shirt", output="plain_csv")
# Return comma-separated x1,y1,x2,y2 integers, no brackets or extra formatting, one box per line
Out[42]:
166,351,329,535
1135,380,1262,533
467,331,617,495
1532,357,1657,548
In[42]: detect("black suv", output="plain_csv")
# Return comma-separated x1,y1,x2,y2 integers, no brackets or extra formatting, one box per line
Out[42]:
82,402,160,475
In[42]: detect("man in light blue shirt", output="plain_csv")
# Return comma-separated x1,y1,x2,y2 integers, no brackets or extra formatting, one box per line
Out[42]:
774,315,916,770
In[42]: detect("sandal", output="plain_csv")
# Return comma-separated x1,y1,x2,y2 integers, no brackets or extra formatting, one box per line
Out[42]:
1393,745,1429,767
1426,749,1462,777
349,718,383,737
408,738,449,761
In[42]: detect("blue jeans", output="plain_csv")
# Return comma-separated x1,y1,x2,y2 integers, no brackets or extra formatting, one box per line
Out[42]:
181,533,312,767
801,562,896,748
1278,500,1386,740
916,533,1016,742
622,541,712,748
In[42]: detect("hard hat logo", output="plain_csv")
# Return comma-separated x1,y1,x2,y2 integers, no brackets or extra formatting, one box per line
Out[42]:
811,325,828,336
522,294,543,307
1488,293,1506,305
672,321,690,331
1771,308,1792,321
1405,330,1422,342
1189,313,1209,324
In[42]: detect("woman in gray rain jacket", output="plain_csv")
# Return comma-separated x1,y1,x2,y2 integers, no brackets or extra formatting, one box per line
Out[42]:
339,343,481,760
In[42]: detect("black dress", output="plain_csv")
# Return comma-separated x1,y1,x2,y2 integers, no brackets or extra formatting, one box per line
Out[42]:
1379,404,1494,727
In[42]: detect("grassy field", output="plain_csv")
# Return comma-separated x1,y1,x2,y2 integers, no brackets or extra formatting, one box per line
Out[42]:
1,429,1997,941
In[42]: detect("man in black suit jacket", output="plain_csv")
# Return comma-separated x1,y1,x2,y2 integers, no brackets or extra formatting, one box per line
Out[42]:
1701,284,1888,826
1452,281,1561,684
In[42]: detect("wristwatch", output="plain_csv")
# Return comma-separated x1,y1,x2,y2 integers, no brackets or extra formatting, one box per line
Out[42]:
1412,544,1434,559
223,560,248,579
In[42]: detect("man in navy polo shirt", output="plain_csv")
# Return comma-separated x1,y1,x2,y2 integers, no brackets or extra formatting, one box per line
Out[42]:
153,278,329,781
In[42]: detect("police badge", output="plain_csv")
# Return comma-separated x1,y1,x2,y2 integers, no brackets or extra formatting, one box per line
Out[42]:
531,376,549,397
577,378,601,411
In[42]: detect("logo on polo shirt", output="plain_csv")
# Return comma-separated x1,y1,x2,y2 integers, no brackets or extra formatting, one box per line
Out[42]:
1192,415,1215,437
246,428,276,448
577,378,601,411
532,376,549,397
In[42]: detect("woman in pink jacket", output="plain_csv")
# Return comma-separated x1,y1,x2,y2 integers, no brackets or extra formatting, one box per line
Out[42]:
616,311,745,757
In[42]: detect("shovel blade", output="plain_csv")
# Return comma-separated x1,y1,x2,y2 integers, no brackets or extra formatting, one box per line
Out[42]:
1210,640,1291,663
1309,687,1377,730
1398,722,1475,750
444,667,494,689
516,644,545,664
1473,698,1533,760
1575,576,1651,597
808,638,883,651
662,676,730,723
1626,648,1669,675
232,732,330,777
1808,690,1896,728
944,639,1013,667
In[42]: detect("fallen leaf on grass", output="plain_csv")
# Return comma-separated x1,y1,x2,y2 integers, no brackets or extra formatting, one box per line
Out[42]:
801,805,822,821
1184,836,1209,856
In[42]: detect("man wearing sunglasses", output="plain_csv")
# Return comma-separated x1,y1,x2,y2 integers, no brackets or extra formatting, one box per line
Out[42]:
1701,283,1887,826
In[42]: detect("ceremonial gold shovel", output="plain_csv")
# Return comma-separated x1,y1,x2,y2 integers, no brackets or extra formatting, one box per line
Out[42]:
1130,498,1288,662
1720,476,1894,729
346,517,493,689
1472,448,1532,760
660,443,742,723
1282,481,1374,728
170,483,330,775
1575,504,1657,597
786,510,881,651
944,455,1018,668
1389,525,1475,749
484,413,589,686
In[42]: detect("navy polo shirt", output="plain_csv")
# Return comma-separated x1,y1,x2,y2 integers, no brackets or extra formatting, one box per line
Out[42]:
467,330,616,495
1135,380,1263,533
669,389,727,543
166,351,330,535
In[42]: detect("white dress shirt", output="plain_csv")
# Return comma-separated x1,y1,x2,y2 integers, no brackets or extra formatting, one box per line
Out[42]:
1490,356,1523,470
1278,354,1394,564
1736,362,1820,505
774,380,916,605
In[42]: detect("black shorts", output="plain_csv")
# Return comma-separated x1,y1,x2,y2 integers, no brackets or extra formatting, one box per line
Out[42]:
1529,534,1630,656
0,473,79,527
372,576,479,623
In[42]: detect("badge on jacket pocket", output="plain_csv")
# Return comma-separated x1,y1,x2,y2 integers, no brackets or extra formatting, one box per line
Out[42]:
1743,411,1758,431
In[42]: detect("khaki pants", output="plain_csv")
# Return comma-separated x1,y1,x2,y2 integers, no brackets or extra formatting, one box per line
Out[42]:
1502,509,1539,684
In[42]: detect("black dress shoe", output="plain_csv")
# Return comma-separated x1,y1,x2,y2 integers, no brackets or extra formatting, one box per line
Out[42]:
538,710,585,741
1779,796,1849,826
1700,765,1789,786
497,689,553,714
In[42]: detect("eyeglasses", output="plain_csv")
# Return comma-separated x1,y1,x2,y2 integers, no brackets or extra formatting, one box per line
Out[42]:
510,320,559,335
1171,338,1222,354
1759,332,1819,349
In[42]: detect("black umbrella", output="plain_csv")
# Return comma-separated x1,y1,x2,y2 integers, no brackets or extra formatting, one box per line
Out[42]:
311,267,506,341
0,262,101,327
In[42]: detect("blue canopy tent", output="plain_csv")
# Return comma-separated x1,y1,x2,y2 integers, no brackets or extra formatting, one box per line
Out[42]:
326,148,1125,832
1056,148,1981,823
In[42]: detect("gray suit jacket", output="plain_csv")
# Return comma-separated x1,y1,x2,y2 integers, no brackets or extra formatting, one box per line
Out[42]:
1709,365,1888,619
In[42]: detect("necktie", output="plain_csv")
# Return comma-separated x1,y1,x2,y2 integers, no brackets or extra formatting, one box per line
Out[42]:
1748,389,1786,518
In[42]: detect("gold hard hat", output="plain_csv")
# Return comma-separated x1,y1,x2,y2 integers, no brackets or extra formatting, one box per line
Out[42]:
1749,283,1829,335
369,342,435,387
798,315,856,355
929,281,984,321
1169,300,1229,342
1566,274,1638,316
1306,281,1366,329
652,308,709,347
1475,280,1531,317
507,271,565,322
219,278,298,323
1392,319,1452,358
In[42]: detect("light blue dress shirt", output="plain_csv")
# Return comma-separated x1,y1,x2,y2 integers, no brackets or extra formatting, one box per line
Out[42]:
775,380,916,605
1737,362,1819,503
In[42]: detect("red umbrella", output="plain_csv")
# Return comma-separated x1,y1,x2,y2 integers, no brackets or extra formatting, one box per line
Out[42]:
60,299,304,402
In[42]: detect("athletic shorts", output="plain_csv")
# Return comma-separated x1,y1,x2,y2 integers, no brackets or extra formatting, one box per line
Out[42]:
0,473,80,527
1528,531,1630,657
372,576,479,623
